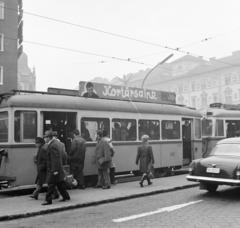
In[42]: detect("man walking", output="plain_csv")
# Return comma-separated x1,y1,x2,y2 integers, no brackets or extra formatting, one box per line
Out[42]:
68,129,86,189
94,130,111,189
42,131,70,205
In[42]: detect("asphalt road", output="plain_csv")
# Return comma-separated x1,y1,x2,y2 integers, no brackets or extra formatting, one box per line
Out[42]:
2,185,240,228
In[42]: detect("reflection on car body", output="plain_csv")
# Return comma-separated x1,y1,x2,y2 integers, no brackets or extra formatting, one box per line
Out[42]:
186,137,240,192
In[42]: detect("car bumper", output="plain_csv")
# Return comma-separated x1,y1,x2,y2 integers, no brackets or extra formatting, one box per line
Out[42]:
186,175,240,185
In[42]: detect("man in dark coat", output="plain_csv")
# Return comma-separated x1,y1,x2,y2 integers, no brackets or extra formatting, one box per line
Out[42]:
94,130,111,189
67,129,86,189
29,137,47,200
42,131,70,205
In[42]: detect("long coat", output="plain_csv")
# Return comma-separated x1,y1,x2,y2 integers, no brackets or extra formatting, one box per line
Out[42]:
46,139,65,184
35,144,47,185
95,138,111,169
136,144,155,173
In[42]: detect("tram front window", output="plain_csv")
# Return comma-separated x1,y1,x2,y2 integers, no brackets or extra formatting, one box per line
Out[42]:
0,112,8,142
202,119,212,137
14,111,37,143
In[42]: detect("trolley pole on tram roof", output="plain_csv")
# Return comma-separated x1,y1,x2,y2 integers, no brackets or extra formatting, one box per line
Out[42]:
141,53,174,88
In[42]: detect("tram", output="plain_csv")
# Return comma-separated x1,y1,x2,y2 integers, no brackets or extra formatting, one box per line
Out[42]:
201,103,240,157
0,90,202,188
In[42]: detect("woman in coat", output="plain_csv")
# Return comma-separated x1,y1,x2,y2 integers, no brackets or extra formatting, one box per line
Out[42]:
29,137,47,200
136,134,155,187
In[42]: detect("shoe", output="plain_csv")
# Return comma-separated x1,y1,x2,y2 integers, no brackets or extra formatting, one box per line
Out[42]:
78,185,85,190
102,186,110,189
93,185,102,188
42,201,52,205
59,197,70,202
148,181,153,186
52,195,59,200
111,182,117,185
29,195,38,200
139,182,143,187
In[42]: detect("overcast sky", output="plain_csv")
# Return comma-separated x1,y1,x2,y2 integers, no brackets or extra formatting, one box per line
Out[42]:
23,0,240,91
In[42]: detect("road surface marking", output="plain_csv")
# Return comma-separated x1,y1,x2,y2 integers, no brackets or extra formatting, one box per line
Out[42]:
113,200,202,223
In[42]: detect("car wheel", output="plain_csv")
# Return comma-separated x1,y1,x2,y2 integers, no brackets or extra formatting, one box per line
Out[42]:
206,183,218,193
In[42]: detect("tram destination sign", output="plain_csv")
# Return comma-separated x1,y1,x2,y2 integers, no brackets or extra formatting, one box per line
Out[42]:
79,81,176,104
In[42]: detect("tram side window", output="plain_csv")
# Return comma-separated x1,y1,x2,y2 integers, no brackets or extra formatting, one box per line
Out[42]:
162,120,180,140
81,117,110,141
112,119,136,141
14,111,37,142
194,119,201,139
0,112,8,142
202,119,212,136
215,119,224,136
226,120,240,138
139,119,160,140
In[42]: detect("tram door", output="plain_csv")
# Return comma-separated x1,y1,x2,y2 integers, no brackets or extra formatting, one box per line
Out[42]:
43,111,77,154
182,118,193,166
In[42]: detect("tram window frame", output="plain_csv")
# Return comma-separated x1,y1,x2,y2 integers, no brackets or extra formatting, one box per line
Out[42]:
202,118,212,137
138,119,160,140
112,118,137,141
81,117,110,142
161,120,180,140
194,118,201,139
14,111,37,143
0,111,8,142
215,119,224,136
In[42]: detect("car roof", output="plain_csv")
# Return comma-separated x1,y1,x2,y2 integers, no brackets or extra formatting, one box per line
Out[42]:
217,137,240,145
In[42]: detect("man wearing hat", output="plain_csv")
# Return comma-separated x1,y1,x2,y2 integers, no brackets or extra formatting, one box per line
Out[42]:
29,137,47,200
94,130,111,189
68,129,86,189
42,130,70,205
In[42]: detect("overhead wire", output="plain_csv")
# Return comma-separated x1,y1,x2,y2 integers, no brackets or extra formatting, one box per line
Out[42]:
3,4,240,69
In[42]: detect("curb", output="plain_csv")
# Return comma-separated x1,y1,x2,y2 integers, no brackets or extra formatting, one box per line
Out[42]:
0,183,199,222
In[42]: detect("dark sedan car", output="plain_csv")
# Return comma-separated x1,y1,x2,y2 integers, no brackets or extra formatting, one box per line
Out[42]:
186,137,240,192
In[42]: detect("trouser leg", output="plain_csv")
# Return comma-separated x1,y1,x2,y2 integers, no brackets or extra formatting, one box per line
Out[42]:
57,180,70,200
33,184,42,196
96,169,104,186
45,184,56,203
102,169,111,187
78,165,85,187
110,167,115,183
52,186,59,197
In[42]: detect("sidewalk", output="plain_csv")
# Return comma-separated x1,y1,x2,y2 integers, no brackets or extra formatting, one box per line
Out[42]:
0,174,198,222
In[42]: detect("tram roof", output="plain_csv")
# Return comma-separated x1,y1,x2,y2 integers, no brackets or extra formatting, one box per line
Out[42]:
0,94,201,117
201,108,240,118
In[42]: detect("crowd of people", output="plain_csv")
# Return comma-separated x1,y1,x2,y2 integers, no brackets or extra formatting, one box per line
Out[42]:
29,126,155,206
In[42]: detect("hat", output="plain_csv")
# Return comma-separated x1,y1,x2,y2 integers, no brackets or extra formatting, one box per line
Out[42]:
35,137,45,144
43,130,53,138
52,131,59,137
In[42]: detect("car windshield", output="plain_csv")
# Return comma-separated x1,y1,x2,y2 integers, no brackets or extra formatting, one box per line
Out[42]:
210,144,240,156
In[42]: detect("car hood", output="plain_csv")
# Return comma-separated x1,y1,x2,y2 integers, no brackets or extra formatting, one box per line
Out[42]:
194,156,240,178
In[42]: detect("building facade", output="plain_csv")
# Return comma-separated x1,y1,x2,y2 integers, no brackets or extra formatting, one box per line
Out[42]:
112,51,240,109
0,0,23,94
18,52,36,91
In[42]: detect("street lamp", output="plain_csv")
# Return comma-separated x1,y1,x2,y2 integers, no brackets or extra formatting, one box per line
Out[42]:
141,53,174,88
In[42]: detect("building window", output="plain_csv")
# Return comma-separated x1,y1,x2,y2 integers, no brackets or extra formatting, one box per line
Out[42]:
191,97,196,108
213,94,218,103
178,85,183,94
0,66,2,85
0,1,3,19
201,96,207,107
191,82,195,91
225,93,232,103
201,81,206,90
0,34,3,51
225,76,231,85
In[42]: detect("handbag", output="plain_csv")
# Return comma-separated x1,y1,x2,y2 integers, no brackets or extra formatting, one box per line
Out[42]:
63,170,77,189
148,165,155,179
